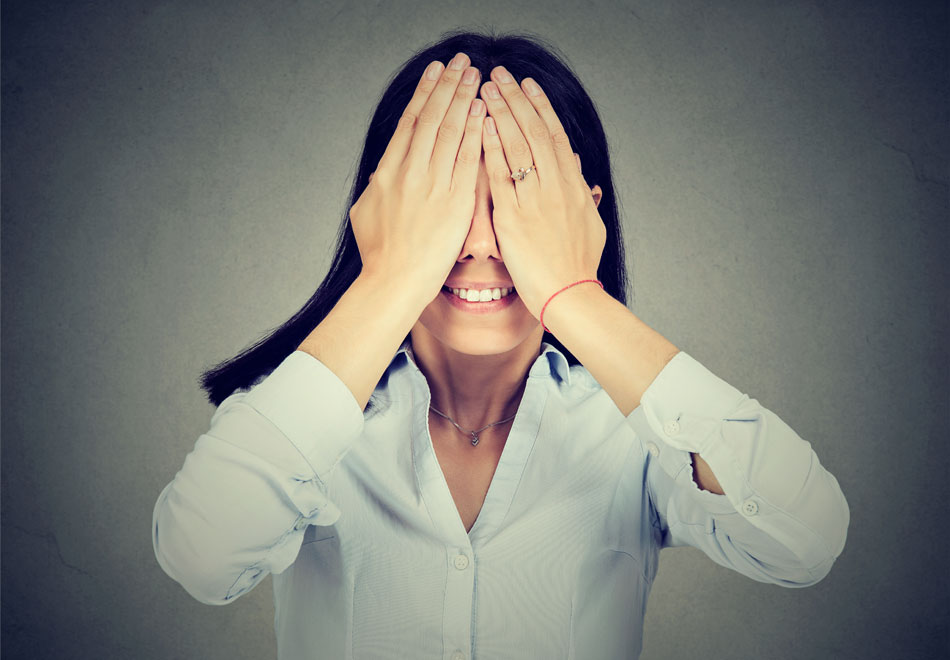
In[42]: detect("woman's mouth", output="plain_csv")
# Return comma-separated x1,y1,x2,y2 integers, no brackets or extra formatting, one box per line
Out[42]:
440,285,518,314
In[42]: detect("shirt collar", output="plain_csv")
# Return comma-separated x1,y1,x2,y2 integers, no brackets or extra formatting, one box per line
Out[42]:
393,337,571,386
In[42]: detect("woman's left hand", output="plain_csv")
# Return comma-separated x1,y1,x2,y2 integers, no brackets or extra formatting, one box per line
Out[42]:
479,67,607,321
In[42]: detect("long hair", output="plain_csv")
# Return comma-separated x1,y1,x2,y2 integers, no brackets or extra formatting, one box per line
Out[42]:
199,28,629,407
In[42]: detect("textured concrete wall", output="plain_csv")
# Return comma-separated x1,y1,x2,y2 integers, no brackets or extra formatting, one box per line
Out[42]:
2,1,947,658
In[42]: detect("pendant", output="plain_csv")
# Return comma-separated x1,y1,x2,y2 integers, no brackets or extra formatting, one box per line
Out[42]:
470,432,480,446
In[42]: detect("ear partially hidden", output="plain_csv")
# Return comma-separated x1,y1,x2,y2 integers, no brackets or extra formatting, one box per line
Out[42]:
591,185,603,209
574,154,602,209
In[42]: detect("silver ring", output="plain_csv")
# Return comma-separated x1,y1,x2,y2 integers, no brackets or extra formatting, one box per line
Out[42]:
510,165,536,182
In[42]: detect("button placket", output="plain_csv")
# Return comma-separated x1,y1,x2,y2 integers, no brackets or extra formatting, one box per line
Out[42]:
443,547,475,660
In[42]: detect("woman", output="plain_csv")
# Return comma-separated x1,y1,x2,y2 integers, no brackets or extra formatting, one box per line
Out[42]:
152,30,849,659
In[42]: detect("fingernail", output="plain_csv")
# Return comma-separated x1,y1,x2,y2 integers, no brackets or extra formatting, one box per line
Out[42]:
484,82,500,99
462,68,478,85
470,98,484,116
426,61,443,80
486,117,497,135
449,53,467,70
523,78,541,96
494,67,513,83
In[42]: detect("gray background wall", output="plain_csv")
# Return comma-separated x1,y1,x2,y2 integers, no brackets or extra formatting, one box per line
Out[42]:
2,0,947,658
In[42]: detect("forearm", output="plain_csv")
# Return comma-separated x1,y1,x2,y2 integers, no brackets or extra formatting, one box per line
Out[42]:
542,286,724,494
297,274,428,410
541,284,680,417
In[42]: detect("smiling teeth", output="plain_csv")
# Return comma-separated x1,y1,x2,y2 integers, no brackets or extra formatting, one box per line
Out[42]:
451,287,514,301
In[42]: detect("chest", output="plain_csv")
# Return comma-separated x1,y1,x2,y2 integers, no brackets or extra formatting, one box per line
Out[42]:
429,424,509,533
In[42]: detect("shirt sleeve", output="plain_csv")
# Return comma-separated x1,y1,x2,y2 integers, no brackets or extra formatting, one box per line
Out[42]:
152,350,365,605
626,351,850,587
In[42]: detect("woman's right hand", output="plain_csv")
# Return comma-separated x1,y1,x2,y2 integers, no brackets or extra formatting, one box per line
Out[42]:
349,52,485,305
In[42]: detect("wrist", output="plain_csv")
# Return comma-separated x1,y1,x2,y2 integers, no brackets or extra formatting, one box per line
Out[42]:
540,279,604,332
355,271,437,313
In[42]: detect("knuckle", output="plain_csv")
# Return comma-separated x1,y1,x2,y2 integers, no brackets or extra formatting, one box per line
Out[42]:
551,129,572,151
436,122,461,143
510,140,531,158
396,112,417,133
528,119,549,141
456,147,478,166
532,96,553,112
438,69,461,87
490,102,512,119
511,88,529,105
491,166,512,185
417,107,441,126
416,79,437,95
453,84,472,103
483,139,503,154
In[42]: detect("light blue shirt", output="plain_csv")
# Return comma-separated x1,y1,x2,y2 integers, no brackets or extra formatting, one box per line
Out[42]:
153,340,849,659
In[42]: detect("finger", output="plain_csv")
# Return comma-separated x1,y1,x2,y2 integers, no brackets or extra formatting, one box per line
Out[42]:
516,77,584,186
375,60,445,179
480,81,539,190
448,97,486,193
485,66,559,186
431,66,482,186
405,52,472,171
482,116,517,210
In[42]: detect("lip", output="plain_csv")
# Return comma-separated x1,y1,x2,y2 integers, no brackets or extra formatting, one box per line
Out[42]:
441,286,519,314
444,282,514,290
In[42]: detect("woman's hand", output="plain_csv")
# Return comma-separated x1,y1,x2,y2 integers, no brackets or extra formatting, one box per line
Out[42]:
349,52,485,304
479,68,607,321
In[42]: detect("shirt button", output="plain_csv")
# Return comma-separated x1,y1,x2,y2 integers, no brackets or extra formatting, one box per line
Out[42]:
741,499,759,516
453,554,470,570
663,420,681,436
646,442,659,457
450,651,466,660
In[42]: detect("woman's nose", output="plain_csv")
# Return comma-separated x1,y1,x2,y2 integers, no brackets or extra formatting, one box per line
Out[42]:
457,161,501,262
457,201,501,262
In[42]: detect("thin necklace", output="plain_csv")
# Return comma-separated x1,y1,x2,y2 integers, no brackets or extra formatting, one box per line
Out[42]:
429,404,517,447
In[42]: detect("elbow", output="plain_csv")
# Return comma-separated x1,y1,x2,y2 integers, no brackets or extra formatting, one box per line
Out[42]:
772,507,851,589
771,553,841,588
728,499,850,589
774,503,851,589
152,494,256,606
153,521,237,606
774,457,852,587
739,548,843,589
773,556,848,589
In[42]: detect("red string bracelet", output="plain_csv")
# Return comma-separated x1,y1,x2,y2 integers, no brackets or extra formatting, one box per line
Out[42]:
539,279,604,333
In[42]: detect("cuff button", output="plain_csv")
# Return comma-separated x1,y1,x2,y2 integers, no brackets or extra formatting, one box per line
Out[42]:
663,420,681,436
741,499,759,516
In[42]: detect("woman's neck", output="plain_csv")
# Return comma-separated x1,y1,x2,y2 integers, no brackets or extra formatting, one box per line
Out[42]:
408,329,541,432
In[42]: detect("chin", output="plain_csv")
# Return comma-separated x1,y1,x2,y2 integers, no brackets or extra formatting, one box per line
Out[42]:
413,304,540,356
